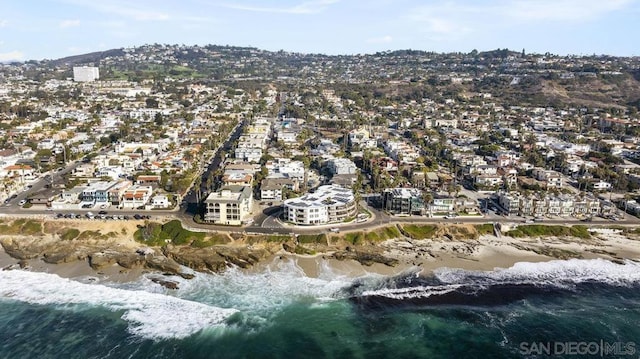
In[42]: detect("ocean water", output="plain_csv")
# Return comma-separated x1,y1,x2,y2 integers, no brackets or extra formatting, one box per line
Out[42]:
1,258,640,359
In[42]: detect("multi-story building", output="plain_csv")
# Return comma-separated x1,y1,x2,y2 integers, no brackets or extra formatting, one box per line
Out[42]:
383,188,424,215
532,168,564,188
260,178,299,201
204,185,253,225
73,66,99,82
81,181,123,204
121,185,153,209
327,158,358,175
498,192,601,217
283,185,357,225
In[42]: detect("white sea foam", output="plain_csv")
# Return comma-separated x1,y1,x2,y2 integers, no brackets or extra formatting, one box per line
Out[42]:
169,258,359,315
0,270,238,340
434,258,640,286
360,259,640,300
361,284,462,300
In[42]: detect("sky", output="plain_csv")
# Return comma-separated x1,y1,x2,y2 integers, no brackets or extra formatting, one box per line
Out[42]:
0,0,639,62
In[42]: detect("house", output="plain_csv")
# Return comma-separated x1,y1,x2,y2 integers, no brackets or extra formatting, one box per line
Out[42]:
431,196,456,214
28,188,61,206
1,164,36,182
532,168,564,188
383,188,424,215
327,158,358,175
222,173,253,187
474,174,503,188
204,185,253,225
121,185,153,209
137,175,161,186
260,178,299,201
151,194,171,209
592,180,612,191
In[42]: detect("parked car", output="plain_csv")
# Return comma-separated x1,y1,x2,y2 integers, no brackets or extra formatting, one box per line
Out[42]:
18,199,26,206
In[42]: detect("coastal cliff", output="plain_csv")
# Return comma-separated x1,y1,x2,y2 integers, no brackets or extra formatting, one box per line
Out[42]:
2,218,639,281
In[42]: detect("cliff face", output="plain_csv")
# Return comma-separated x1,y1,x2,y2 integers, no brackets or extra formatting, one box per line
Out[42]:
0,235,280,277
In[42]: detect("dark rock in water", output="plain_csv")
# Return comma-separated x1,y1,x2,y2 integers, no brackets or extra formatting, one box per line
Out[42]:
18,260,29,269
150,277,179,290
178,272,195,279
333,250,399,267
2,264,20,271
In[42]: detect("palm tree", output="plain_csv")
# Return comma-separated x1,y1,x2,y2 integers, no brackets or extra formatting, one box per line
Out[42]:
183,150,194,164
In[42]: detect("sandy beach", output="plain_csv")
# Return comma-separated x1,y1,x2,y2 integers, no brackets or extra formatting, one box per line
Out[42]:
2,216,640,283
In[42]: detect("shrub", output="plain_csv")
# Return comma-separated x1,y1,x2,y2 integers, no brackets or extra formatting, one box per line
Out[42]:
60,228,80,241
401,224,437,239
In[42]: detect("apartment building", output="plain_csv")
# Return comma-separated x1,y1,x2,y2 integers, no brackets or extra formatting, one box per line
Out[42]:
383,187,425,215
204,185,253,225
283,185,357,225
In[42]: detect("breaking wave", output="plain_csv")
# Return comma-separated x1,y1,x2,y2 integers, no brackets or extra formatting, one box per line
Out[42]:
348,259,640,307
0,270,238,340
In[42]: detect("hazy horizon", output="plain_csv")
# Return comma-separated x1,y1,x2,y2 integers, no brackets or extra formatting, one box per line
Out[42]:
1,0,639,62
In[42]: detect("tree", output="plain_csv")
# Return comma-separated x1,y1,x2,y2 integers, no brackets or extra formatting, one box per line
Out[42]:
154,113,164,126
145,98,159,108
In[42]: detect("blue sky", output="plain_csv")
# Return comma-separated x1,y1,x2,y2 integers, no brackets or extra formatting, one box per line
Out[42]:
0,0,638,61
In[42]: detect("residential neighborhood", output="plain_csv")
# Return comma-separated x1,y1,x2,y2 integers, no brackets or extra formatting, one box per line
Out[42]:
1,45,640,228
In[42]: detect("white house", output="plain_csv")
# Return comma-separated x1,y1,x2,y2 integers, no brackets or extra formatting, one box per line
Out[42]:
151,194,171,209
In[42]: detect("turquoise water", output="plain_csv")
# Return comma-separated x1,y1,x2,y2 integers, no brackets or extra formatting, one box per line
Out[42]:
1,258,640,358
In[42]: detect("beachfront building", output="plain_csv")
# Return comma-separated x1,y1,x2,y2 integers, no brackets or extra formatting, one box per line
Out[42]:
203,185,253,225
121,185,153,209
383,187,424,215
497,191,601,217
283,185,357,225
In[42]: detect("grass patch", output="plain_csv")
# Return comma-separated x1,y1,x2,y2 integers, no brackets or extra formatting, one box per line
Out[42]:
401,224,438,239
266,235,291,242
344,232,364,245
506,225,591,239
383,226,401,239
77,230,102,240
297,234,328,245
0,219,42,235
362,226,402,243
60,228,80,241
134,220,207,246
475,224,495,236
364,231,381,242
294,245,316,255
21,220,42,235
191,234,231,248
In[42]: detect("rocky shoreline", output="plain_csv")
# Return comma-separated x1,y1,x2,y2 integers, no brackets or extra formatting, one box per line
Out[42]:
2,218,640,288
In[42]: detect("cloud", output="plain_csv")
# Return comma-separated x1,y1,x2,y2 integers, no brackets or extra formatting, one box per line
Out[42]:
0,51,25,62
222,0,339,14
410,0,633,26
63,0,170,21
367,35,393,44
503,0,633,21
59,19,81,28
406,0,634,41
0,20,7,28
